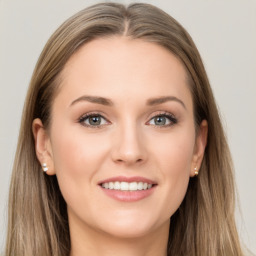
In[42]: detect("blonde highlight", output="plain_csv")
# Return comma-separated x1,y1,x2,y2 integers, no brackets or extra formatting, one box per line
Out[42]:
5,3,244,256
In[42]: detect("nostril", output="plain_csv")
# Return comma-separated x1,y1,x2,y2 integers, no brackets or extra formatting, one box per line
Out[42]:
111,145,147,164
114,158,144,164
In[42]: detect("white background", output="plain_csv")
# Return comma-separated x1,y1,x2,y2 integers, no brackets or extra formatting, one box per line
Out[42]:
0,0,255,254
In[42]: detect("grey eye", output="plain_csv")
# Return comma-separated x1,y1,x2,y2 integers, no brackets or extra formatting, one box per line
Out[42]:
80,114,108,127
154,116,168,125
88,116,102,125
148,115,171,126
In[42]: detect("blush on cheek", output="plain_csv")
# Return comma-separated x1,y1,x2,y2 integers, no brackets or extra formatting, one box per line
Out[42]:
158,138,194,172
153,136,194,215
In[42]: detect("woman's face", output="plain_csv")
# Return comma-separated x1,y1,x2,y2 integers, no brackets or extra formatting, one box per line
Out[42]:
34,37,207,240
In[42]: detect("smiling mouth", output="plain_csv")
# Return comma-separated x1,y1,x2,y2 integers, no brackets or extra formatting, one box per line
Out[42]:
99,177,157,201
101,181,154,191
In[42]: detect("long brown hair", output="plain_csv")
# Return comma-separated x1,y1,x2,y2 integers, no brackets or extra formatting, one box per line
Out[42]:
5,3,244,255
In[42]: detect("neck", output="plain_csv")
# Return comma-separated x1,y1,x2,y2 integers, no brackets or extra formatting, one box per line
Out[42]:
69,216,169,256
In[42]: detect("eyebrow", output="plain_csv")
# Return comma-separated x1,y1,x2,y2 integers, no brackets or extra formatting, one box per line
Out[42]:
146,96,186,109
70,95,186,109
70,95,113,107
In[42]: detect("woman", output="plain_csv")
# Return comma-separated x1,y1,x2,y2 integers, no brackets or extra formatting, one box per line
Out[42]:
5,2,245,256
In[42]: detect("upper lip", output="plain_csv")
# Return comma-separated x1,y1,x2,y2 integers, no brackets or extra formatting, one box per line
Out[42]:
98,176,157,185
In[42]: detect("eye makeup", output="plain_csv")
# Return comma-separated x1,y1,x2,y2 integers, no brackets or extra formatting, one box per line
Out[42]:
146,111,178,128
78,112,111,128
77,110,178,129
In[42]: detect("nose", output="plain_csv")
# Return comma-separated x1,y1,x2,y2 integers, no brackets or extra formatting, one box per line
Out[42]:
111,122,147,166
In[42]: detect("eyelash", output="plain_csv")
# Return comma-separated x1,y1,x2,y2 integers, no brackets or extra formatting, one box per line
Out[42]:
78,111,178,128
78,112,110,128
146,112,177,127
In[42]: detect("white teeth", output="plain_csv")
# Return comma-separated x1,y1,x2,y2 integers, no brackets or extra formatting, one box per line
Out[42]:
114,181,120,190
129,182,137,191
109,182,114,189
120,182,129,191
101,181,154,191
138,182,143,190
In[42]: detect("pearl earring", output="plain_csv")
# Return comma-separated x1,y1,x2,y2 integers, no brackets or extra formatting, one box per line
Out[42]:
194,167,199,176
42,163,48,172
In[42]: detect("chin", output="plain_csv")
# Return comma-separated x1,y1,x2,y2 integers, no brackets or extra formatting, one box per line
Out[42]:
100,223,156,239
95,213,169,239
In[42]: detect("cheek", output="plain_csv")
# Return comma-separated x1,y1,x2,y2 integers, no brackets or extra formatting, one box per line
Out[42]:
150,129,195,215
151,128,195,173
50,123,109,171
49,125,110,203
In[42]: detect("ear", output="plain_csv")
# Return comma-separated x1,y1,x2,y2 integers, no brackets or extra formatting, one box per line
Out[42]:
32,118,56,175
190,120,208,177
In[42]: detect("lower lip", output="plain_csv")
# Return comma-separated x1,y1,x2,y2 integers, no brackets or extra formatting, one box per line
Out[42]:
99,186,156,202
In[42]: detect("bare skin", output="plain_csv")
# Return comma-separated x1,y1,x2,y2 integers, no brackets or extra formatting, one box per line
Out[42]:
33,37,208,256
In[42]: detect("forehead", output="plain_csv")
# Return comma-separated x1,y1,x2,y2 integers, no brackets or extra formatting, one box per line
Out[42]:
56,37,192,109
